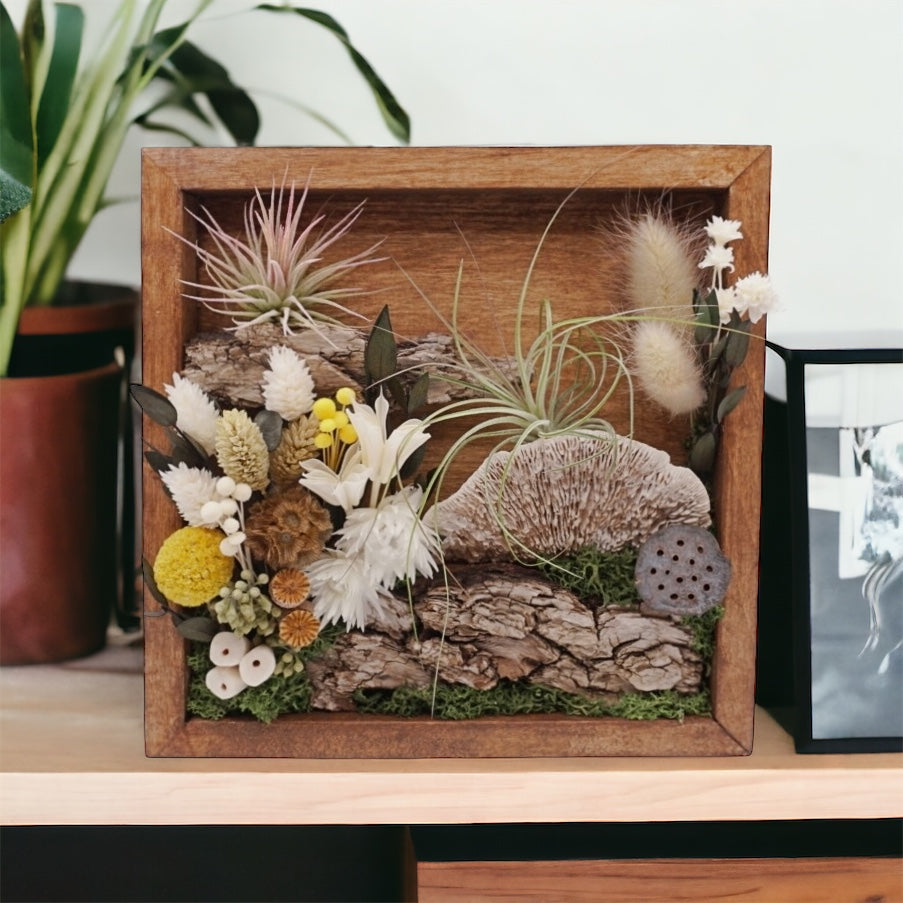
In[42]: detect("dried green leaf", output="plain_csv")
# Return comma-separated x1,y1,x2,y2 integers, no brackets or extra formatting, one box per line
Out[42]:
130,384,178,427
169,426,210,469
407,372,430,414
694,289,720,345
717,385,747,423
176,616,219,643
255,409,283,451
723,319,751,368
145,448,174,475
689,431,717,475
142,558,169,609
365,305,397,386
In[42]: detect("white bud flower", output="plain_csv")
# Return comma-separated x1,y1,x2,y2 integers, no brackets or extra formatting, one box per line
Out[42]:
216,476,237,497
205,665,246,699
239,644,276,686
209,631,251,666
221,517,240,535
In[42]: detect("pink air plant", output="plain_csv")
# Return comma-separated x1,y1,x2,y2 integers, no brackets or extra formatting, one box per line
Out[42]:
178,177,385,340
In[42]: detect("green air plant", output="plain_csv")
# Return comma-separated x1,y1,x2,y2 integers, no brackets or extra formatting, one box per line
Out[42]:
0,0,410,376
176,178,385,337
410,189,637,565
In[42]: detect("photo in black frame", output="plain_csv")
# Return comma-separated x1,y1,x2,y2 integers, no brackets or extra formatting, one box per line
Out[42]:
773,345,903,753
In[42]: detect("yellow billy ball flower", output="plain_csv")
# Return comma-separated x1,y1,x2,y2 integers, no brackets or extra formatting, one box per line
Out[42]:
318,417,337,433
153,526,234,608
332,410,349,428
338,424,358,444
314,432,334,450
312,397,336,421
335,386,356,406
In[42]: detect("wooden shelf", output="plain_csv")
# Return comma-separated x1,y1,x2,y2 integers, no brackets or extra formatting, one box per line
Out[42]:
1,647,900,827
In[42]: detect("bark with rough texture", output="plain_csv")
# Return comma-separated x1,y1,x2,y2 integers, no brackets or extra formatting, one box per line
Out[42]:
305,563,704,711
180,322,518,409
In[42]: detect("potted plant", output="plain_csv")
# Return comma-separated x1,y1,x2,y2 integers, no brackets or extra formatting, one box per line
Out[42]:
0,0,409,663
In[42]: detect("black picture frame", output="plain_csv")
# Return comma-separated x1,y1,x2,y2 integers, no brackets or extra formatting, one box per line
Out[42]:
773,344,903,753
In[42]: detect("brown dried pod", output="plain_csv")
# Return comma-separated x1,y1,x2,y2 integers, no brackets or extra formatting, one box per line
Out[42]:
634,524,731,616
269,415,320,488
244,486,332,570
279,609,321,649
269,568,312,610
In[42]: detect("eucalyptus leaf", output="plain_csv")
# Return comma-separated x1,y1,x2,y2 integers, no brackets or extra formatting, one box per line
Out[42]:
407,372,430,414
689,431,717,475
145,448,174,475
130,383,178,427
365,305,397,385
386,374,407,413
176,616,219,643
142,558,169,610
255,409,284,451
723,320,751,369
169,426,210,469
694,289,720,344
716,385,747,423
399,443,427,481
256,3,411,143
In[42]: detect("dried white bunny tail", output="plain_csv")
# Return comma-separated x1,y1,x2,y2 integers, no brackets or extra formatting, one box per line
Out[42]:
631,320,705,416
625,214,698,329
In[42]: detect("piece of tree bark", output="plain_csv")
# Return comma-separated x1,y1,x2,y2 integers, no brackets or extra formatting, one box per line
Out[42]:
304,563,704,711
180,322,518,409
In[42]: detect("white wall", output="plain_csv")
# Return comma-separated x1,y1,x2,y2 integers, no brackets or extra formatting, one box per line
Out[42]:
9,0,903,351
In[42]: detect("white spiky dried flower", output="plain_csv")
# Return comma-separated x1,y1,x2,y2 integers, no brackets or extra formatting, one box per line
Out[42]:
261,345,316,421
160,463,220,526
163,373,219,455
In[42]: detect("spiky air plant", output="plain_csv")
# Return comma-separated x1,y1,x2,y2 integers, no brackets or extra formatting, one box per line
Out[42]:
404,189,637,566
178,178,385,339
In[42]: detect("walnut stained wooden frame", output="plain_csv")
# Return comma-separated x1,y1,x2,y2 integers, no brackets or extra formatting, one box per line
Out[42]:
141,145,771,758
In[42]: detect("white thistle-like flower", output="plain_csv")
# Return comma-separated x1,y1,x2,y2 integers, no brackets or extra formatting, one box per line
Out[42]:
698,243,735,277
261,345,316,421
732,271,780,323
164,373,219,455
715,287,738,325
160,463,220,526
307,551,393,631
336,487,439,587
704,216,743,246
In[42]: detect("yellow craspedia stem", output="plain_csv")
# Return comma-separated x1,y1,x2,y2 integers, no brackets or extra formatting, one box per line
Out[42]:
335,386,356,406
153,526,234,608
312,397,337,421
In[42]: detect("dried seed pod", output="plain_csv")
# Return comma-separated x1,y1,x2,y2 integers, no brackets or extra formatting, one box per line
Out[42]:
634,524,731,616
238,644,277,687
270,568,312,610
244,486,333,570
279,609,321,649
209,631,251,666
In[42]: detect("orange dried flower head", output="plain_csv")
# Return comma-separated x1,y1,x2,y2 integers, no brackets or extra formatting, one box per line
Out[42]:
244,486,332,570
270,568,311,610
279,609,320,649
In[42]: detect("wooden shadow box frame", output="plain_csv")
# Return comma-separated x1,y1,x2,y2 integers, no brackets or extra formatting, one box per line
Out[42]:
141,145,771,758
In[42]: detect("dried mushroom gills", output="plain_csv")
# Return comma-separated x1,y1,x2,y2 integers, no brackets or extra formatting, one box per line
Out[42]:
305,565,703,711
431,434,712,563
181,322,519,408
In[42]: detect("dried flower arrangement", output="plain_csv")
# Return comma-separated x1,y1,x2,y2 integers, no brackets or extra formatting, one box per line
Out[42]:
137,171,777,728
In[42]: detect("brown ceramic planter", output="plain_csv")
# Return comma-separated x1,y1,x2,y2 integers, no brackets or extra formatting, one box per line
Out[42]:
0,362,124,664
0,285,138,664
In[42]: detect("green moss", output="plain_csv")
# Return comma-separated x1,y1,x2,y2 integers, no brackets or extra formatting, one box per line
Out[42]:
353,680,711,721
681,605,724,662
185,622,345,724
536,546,639,608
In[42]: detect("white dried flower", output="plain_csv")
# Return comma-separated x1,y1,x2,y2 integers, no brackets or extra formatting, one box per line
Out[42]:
160,463,220,526
164,373,219,455
704,216,743,246
715,287,738,325
732,271,780,323
261,345,316,421
209,631,251,667
336,486,439,587
307,551,393,631
239,644,276,686
631,320,705,415
698,243,735,276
